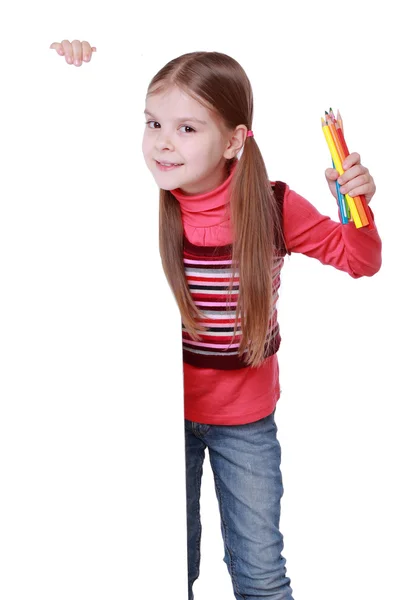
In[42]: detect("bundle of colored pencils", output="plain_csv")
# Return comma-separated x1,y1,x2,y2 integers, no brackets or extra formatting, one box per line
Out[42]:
321,109,375,230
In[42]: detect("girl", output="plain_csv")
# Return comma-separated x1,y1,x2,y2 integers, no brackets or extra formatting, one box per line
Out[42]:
51,42,382,600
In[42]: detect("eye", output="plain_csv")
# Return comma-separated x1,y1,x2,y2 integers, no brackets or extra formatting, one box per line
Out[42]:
145,120,160,129
179,125,195,133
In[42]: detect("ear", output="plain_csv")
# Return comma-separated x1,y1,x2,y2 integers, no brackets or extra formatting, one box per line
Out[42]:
223,125,248,159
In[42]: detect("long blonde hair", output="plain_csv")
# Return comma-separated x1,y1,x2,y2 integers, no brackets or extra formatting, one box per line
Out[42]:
147,52,284,367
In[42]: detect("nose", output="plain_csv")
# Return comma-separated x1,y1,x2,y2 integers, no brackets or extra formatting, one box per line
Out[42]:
154,129,175,151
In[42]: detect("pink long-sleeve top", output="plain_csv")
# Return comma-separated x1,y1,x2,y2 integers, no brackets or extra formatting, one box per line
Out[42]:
171,167,382,425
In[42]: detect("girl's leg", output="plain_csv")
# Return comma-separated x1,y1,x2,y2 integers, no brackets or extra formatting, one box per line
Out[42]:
205,410,294,600
185,419,207,600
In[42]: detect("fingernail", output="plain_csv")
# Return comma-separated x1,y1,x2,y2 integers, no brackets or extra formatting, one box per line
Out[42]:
338,177,343,184
66,56,72,64
74,59,80,66
83,55,89,61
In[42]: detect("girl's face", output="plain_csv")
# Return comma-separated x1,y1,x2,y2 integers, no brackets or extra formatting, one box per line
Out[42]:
142,85,235,195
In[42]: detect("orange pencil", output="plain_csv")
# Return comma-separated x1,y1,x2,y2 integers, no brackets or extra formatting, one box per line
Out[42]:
335,109,375,230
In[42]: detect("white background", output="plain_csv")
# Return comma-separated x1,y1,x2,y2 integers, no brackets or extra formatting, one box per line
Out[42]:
0,1,398,599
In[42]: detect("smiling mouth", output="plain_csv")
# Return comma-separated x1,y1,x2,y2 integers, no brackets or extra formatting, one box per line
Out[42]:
155,160,183,166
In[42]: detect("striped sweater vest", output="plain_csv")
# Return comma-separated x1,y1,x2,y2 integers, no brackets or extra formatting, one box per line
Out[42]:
182,181,290,370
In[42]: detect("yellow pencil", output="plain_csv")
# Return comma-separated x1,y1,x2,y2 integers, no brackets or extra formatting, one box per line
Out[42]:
321,118,363,228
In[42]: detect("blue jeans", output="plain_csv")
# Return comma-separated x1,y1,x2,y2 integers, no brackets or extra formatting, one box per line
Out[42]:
185,409,294,599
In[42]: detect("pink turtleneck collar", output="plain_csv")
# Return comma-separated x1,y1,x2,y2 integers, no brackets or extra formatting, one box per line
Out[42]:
170,161,237,246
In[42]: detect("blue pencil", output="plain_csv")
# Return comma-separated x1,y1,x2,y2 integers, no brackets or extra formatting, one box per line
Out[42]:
332,158,348,223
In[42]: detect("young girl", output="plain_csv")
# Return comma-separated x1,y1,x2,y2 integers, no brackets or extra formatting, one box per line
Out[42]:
51,42,382,600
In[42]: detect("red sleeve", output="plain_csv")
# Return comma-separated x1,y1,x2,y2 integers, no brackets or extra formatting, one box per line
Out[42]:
282,185,382,279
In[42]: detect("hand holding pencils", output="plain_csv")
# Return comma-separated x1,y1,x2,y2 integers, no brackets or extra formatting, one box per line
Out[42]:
322,109,376,230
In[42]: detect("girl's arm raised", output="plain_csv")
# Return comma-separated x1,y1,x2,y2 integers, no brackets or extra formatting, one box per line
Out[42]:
282,184,382,279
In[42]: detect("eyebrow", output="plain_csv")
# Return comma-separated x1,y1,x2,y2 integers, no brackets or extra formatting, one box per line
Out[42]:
144,110,207,125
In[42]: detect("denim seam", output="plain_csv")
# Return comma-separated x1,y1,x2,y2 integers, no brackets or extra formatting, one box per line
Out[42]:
193,451,203,580
212,468,247,600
